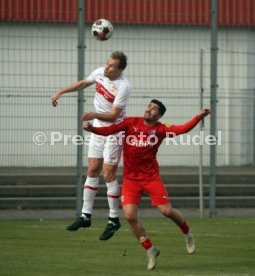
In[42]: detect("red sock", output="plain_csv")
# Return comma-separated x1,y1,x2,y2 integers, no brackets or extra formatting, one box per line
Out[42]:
180,220,190,234
140,237,153,250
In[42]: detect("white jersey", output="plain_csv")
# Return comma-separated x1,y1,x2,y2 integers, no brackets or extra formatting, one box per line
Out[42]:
86,67,131,127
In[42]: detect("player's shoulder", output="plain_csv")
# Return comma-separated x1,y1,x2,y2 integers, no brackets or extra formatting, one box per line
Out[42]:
124,116,142,125
92,67,104,76
163,123,173,128
118,73,131,86
91,67,104,77
156,121,173,130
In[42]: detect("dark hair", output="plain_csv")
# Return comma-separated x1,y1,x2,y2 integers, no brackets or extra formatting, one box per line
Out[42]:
150,99,167,116
111,51,127,70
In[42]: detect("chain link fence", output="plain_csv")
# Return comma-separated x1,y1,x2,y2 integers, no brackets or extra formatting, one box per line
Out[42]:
0,0,255,211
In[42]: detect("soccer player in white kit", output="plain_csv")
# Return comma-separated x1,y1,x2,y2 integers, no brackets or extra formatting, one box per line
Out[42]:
51,51,131,240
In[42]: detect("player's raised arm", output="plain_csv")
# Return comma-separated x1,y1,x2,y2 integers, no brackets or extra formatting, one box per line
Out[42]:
165,108,211,136
197,108,211,119
51,79,92,107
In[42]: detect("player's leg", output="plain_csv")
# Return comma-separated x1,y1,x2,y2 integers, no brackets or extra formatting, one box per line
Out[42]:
81,157,103,215
99,134,122,240
122,180,160,270
123,204,146,238
66,134,104,231
157,204,195,254
98,162,121,240
66,157,103,231
147,178,195,254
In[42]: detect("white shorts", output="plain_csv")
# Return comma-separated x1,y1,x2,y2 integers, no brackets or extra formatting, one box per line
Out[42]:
88,132,123,165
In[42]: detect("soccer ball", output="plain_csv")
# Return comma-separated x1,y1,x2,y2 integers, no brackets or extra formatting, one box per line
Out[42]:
91,19,113,41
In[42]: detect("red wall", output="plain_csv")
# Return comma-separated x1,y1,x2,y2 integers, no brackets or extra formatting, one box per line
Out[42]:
0,0,254,26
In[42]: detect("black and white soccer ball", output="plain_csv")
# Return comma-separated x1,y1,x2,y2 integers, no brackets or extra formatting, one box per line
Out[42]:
91,19,113,41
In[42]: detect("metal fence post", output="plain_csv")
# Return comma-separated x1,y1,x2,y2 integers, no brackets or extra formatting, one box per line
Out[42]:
253,89,255,167
76,0,85,217
199,48,204,218
209,0,218,217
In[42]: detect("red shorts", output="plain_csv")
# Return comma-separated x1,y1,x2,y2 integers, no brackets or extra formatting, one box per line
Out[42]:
121,177,170,206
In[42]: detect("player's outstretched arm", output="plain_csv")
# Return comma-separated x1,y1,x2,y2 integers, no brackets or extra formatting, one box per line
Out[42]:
197,108,211,119
166,107,211,136
51,80,92,107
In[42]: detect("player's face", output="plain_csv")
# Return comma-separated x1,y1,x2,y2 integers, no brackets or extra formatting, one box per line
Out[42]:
104,58,122,80
144,102,162,123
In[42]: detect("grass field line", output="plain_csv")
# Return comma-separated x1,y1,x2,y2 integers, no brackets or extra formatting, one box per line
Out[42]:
213,221,255,225
22,224,255,238
24,224,161,233
185,274,255,276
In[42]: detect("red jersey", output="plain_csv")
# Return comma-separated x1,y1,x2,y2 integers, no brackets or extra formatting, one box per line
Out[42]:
92,116,200,180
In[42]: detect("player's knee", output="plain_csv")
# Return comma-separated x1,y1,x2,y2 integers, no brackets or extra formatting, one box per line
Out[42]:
87,166,100,177
159,205,173,217
87,159,102,177
123,211,137,223
103,170,116,183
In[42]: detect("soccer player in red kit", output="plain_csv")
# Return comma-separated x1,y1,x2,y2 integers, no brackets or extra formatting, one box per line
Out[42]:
83,99,211,270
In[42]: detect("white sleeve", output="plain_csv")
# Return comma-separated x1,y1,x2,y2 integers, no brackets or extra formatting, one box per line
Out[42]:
113,82,131,109
86,67,103,84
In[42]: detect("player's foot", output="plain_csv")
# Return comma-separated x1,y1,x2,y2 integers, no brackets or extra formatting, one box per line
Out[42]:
99,220,121,240
147,247,160,270
66,217,91,231
186,235,195,254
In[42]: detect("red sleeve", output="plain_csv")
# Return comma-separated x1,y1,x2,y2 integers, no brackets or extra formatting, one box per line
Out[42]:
92,118,129,136
164,116,201,136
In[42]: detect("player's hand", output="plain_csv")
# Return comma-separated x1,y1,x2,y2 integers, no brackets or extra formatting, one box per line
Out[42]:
82,121,93,132
81,112,96,121
51,91,61,107
198,108,211,119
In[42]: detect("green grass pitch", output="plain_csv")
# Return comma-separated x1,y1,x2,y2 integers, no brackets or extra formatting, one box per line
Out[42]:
0,217,255,276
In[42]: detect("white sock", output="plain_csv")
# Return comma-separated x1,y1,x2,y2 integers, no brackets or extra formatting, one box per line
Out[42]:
186,231,193,238
81,176,99,215
147,246,155,254
80,213,91,220
106,179,120,218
